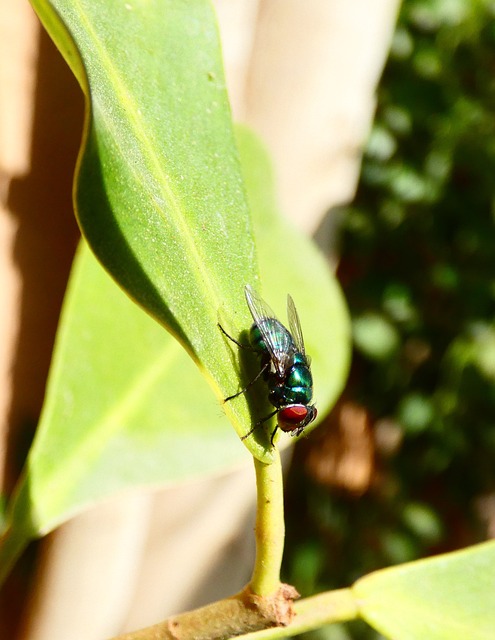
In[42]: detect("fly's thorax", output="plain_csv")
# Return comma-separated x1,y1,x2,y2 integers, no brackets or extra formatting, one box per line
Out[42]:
268,359,313,408
293,352,309,366
285,360,313,390
269,384,313,408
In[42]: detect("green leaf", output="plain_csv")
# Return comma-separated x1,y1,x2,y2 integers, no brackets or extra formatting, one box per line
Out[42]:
30,0,260,445
26,0,350,459
354,540,495,640
1,0,350,581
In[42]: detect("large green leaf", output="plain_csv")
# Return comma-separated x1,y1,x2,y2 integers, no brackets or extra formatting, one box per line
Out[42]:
30,0,259,446
354,540,495,639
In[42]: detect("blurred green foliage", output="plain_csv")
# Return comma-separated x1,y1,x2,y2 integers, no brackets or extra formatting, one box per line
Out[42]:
285,1,495,637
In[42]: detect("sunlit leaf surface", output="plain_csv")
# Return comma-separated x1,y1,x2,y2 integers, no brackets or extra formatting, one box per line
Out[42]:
354,541,495,640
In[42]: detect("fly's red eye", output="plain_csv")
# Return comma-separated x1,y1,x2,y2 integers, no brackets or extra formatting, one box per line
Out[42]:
279,405,308,425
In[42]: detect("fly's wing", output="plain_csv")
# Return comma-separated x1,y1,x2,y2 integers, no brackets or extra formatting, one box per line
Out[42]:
245,285,294,376
287,294,307,356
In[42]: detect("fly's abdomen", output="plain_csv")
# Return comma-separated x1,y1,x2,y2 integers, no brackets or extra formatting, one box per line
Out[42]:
249,318,294,354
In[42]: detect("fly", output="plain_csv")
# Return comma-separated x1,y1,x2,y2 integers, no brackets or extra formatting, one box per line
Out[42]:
219,285,317,445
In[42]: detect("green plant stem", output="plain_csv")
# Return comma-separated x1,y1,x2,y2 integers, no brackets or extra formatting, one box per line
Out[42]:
112,449,290,640
250,450,285,596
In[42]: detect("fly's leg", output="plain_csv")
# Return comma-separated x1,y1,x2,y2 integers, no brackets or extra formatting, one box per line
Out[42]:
224,361,269,401
219,322,277,445
241,408,278,441
218,323,257,351
218,322,268,400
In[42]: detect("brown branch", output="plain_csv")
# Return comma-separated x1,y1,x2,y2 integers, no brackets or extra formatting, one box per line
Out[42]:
111,584,299,640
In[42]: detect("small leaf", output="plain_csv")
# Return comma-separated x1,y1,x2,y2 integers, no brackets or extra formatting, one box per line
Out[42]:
354,540,495,640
